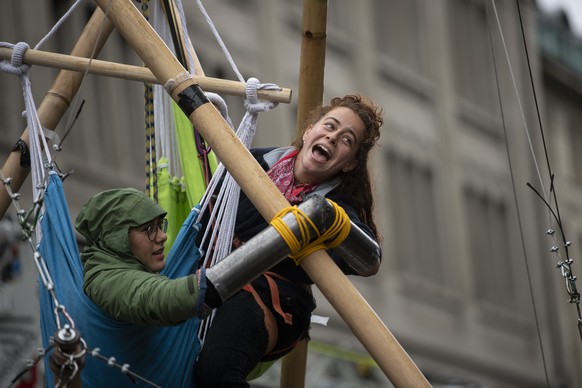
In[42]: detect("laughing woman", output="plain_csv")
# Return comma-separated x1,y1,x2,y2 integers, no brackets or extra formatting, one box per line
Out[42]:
195,94,384,387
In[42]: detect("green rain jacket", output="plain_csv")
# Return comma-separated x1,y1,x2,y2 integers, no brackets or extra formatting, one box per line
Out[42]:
75,188,201,326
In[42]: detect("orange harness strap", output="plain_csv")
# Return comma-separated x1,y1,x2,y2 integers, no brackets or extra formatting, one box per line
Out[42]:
241,272,297,357
242,272,293,325
242,282,278,354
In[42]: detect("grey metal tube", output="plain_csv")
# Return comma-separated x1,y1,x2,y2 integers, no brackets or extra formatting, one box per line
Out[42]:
205,194,382,302
206,195,335,301
335,221,381,274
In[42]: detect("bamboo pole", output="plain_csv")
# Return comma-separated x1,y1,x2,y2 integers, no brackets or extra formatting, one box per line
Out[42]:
294,0,328,136
0,8,114,219
280,337,309,388
92,1,430,386
281,1,328,386
0,48,291,103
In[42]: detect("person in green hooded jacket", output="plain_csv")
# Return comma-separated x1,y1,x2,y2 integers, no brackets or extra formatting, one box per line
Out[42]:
75,187,217,326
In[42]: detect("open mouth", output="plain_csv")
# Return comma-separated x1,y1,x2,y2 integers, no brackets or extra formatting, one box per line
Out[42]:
153,248,164,256
312,144,331,162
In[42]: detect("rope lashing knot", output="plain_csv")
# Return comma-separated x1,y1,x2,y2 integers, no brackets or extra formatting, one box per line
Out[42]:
244,77,280,113
270,199,351,265
0,41,30,76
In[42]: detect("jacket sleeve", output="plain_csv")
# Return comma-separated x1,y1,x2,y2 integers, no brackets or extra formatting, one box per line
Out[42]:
85,264,201,326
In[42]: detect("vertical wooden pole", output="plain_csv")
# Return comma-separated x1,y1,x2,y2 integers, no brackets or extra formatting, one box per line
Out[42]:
92,1,431,386
294,0,328,136
280,337,309,388
281,1,328,387
0,8,114,219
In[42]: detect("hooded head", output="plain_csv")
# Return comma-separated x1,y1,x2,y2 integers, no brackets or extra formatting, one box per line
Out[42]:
75,188,167,257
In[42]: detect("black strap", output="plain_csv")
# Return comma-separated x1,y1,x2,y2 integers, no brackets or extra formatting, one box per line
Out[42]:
12,139,30,169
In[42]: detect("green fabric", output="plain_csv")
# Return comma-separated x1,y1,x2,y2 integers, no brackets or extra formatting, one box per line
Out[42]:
156,158,191,253
75,188,200,326
247,360,277,381
173,101,218,207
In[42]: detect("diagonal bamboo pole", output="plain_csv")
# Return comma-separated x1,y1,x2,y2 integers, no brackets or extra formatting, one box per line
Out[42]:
92,1,430,386
281,1,328,386
0,48,292,103
0,7,114,219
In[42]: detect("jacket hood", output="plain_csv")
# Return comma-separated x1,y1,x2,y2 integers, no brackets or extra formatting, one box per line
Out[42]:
75,188,167,258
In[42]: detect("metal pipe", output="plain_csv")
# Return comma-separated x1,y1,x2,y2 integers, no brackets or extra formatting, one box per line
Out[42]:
336,221,381,274
206,194,381,301
206,195,334,301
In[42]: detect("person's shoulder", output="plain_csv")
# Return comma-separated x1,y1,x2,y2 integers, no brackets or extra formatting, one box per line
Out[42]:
326,191,353,207
249,147,277,158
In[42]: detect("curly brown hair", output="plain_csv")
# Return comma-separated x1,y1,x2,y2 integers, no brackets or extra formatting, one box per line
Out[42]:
292,94,383,239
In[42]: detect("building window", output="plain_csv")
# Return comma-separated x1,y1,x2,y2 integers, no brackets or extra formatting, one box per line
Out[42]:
387,152,444,286
373,0,428,76
463,187,517,311
448,0,497,113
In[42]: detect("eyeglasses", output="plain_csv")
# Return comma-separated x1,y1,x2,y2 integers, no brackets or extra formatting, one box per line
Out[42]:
133,218,168,241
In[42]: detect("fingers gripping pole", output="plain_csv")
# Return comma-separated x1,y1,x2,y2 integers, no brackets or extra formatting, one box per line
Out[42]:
92,1,430,386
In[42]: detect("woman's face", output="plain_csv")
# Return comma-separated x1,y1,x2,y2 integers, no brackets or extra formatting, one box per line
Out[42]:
128,217,167,272
295,106,365,184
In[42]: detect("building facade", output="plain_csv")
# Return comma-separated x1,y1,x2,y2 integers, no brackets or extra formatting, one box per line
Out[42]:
1,0,581,387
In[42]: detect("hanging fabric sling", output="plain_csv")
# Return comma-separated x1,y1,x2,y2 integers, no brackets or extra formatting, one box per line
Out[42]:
38,172,203,387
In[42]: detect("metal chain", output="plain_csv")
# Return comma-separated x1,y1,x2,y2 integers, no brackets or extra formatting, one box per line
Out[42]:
2,173,162,387
1,171,76,331
547,229,582,341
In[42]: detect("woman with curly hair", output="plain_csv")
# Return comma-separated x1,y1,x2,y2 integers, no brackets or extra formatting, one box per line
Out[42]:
196,94,384,387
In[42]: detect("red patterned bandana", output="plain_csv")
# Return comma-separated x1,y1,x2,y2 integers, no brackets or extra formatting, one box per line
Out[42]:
267,149,318,204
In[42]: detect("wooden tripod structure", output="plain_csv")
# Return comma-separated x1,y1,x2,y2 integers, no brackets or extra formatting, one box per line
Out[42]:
0,1,431,387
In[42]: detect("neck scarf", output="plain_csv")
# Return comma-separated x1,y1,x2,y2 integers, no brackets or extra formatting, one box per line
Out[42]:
267,149,317,204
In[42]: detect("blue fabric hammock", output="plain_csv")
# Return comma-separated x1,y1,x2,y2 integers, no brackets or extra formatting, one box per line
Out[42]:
38,173,202,387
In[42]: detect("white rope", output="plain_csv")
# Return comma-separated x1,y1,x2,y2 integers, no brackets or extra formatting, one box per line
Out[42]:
193,0,245,82
0,42,52,197
0,42,49,245
0,0,87,189
198,78,279,268
0,0,89,245
195,78,281,342
35,0,86,50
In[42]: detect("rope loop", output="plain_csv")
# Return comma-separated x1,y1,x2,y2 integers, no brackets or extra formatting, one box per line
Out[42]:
0,41,31,76
244,77,279,114
205,92,233,128
270,199,351,266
